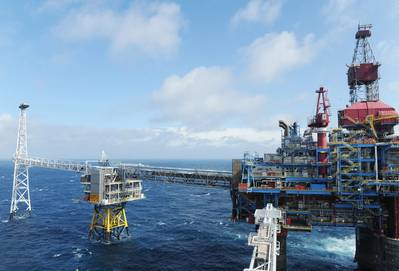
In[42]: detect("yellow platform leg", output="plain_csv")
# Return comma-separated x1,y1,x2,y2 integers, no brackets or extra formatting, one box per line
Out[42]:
89,203,129,242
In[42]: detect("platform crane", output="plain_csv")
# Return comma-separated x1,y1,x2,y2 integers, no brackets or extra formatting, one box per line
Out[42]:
308,87,331,176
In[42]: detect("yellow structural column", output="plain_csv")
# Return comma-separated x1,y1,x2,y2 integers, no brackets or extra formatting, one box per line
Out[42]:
106,207,111,233
122,208,128,228
88,204,130,242
90,210,96,232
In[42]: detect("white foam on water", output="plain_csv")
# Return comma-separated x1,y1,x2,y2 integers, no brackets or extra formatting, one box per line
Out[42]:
234,233,248,240
13,214,29,220
190,192,211,197
157,221,166,226
53,253,62,258
322,236,355,256
183,220,195,225
72,247,91,259
1,219,9,223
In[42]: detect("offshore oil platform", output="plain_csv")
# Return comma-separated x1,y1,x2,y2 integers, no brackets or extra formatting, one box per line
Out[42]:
6,25,399,270
231,24,399,270
9,103,230,242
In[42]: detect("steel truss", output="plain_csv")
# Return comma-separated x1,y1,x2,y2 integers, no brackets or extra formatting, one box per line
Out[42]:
349,24,379,103
10,104,31,218
121,163,232,188
89,203,129,242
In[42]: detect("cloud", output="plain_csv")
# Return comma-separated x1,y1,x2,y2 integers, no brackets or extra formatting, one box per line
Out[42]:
36,0,81,13
152,66,267,128
321,0,358,32
387,81,399,93
377,40,399,65
0,112,279,159
0,113,17,156
53,1,184,57
242,31,317,83
177,127,279,147
231,0,283,26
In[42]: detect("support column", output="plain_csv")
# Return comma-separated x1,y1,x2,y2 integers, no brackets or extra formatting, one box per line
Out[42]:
231,159,242,220
394,197,399,239
356,226,399,271
317,129,328,177
277,230,287,271
89,203,129,242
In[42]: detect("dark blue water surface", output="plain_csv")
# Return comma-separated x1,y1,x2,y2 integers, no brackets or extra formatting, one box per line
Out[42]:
0,160,357,271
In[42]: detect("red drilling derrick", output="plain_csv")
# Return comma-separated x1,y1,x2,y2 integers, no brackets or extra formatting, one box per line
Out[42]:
339,24,399,138
308,87,330,176
348,24,380,103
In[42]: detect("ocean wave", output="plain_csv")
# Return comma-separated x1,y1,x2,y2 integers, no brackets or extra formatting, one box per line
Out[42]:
72,248,92,259
190,192,211,197
322,236,355,256
183,220,195,225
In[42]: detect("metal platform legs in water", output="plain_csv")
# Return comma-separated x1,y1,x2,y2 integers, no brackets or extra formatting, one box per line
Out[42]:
277,234,287,271
89,203,129,242
355,227,399,271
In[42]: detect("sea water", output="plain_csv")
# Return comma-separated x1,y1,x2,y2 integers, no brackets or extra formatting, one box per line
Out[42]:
0,160,356,270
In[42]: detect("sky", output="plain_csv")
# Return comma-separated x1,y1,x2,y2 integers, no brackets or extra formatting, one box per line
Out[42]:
0,0,399,159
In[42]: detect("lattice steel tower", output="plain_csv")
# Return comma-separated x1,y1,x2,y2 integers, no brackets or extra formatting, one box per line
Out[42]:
10,103,31,219
348,24,380,103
